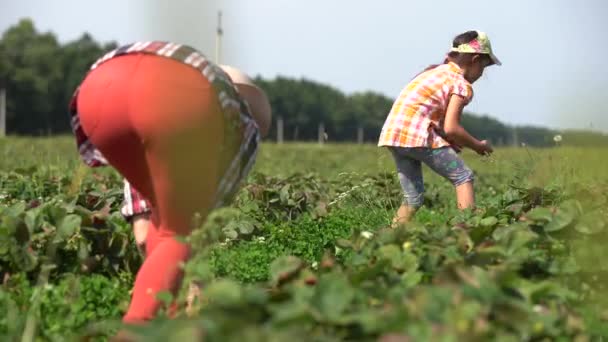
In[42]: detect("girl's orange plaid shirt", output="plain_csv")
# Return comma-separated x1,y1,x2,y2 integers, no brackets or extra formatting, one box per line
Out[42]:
378,62,474,149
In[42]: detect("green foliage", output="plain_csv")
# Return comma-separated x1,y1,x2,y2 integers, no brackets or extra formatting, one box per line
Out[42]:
0,164,142,282
0,19,116,135
3,18,608,146
1,273,130,341
165,173,607,341
1,140,608,341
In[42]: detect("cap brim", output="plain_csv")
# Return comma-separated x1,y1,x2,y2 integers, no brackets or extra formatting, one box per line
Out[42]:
489,52,502,66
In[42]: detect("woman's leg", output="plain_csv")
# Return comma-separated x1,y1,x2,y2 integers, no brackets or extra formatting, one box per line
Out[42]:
122,217,190,322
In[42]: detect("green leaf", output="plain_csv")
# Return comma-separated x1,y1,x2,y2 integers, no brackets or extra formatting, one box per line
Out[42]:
56,214,82,240
543,207,574,232
548,256,580,275
351,259,390,284
7,202,26,217
574,211,606,235
24,209,41,233
377,244,418,272
469,225,495,244
21,248,39,271
335,238,353,249
518,280,577,303
0,215,19,234
507,229,538,255
311,273,355,322
401,271,423,289
480,216,498,227
561,199,583,217
526,207,553,223
156,291,174,306
222,223,239,240
468,245,507,266
503,189,521,204
238,220,255,235
377,244,400,260
505,202,524,216
468,216,482,227
270,256,303,285
270,299,312,324
73,205,94,227
492,224,517,241
376,229,397,245
0,240,9,255
205,279,243,307
47,205,68,224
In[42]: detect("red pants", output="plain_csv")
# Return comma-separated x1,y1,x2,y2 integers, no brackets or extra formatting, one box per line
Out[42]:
77,54,229,323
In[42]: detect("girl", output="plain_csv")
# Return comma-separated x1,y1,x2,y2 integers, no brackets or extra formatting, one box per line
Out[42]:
69,41,271,324
378,30,500,224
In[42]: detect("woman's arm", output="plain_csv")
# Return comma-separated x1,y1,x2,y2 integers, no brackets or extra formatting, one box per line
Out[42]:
121,180,151,250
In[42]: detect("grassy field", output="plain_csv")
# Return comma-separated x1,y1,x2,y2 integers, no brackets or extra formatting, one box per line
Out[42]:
0,136,607,341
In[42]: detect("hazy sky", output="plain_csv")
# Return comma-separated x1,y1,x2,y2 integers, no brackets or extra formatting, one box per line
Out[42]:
2,0,607,132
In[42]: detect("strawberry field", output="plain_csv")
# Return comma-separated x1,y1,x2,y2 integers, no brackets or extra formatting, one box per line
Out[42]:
1,137,607,341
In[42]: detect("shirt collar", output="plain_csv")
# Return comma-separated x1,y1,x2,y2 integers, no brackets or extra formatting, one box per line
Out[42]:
447,61,465,75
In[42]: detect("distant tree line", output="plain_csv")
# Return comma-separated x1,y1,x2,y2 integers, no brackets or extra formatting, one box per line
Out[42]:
1,18,606,147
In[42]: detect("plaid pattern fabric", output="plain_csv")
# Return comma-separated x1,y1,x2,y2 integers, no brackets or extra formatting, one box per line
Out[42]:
121,180,151,221
70,41,260,211
378,62,473,148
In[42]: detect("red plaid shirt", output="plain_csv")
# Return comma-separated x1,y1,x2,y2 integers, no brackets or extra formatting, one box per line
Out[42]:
70,41,260,218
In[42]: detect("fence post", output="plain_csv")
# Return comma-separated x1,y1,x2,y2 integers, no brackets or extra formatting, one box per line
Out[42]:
277,117,284,144
0,87,6,137
357,126,364,144
318,122,325,146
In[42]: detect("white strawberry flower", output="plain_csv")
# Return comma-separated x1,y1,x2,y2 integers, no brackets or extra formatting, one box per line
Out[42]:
360,231,374,239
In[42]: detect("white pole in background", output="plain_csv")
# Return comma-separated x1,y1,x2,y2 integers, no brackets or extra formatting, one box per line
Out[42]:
318,122,325,146
0,87,6,137
277,117,284,144
357,125,364,144
215,11,223,64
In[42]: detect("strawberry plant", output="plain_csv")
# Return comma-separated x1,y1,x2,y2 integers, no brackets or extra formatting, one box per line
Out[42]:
0,139,607,340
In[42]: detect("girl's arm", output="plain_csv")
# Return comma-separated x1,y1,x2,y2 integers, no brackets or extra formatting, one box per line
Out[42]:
444,95,493,155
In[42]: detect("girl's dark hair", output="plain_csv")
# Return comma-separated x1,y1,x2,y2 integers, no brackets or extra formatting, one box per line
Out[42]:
450,31,480,53
417,30,491,76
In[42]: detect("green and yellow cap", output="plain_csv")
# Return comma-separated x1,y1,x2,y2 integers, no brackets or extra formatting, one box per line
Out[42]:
450,30,502,66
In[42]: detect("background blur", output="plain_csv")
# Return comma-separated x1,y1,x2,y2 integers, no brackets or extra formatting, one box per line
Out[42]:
1,0,607,144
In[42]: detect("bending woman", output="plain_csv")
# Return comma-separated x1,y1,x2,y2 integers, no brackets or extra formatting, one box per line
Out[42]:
69,41,271,323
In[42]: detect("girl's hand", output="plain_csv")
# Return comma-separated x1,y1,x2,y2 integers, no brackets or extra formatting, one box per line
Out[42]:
451,144,462,153
474,140,493,156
